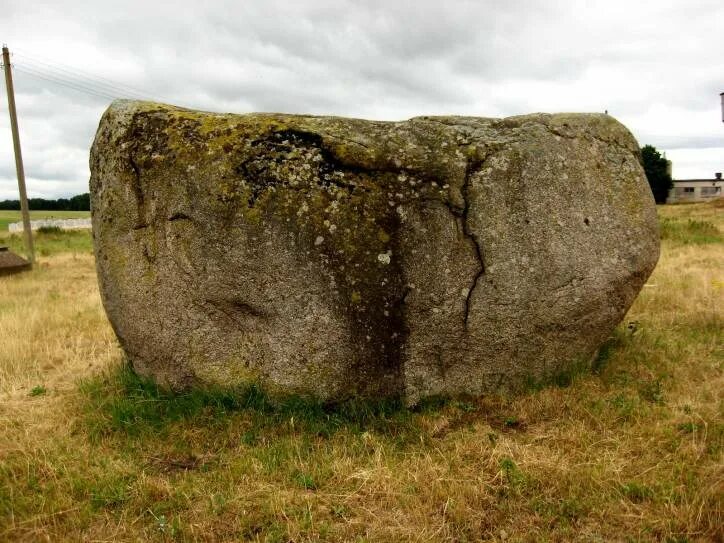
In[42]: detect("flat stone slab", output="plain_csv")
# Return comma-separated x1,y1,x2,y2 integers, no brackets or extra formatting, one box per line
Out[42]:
90,100,659,403
0,247,31,276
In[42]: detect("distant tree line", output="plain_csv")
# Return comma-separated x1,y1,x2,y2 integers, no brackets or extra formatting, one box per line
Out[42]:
0,192,90,211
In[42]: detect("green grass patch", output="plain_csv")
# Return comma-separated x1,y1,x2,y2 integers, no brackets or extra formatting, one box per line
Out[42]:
0,229,92,257
36,225,63,234
499,456,527,494
29,385,47,397
620,481,654,503
522,354,596,392
291,470,318,490
660,218,722,245
86,475,135,510
80,362,420,443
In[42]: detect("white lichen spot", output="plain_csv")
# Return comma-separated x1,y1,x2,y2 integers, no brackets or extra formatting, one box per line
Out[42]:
490,155,510,170
377,252,391,265
315,236,324,246
460,287,469,298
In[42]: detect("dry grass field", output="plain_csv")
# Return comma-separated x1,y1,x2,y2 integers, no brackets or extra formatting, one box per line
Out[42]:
0,202,722,542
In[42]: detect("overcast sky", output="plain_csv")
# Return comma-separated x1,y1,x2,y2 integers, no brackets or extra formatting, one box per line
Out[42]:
1,0,722,199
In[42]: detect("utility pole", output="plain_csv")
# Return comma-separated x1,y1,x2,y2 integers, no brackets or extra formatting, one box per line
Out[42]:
2,45,34,265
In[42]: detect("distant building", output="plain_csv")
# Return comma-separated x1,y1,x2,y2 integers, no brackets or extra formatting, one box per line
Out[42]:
666,172,723,204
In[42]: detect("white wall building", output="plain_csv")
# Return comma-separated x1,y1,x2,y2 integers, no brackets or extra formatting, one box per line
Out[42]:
7,217,92,232
666,173,723,204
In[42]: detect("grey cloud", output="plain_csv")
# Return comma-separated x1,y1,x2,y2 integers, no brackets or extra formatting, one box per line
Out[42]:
0,0,722,199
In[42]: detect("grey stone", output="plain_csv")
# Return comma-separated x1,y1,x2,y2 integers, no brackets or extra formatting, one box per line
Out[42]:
90,100,659,404
0,246,31,276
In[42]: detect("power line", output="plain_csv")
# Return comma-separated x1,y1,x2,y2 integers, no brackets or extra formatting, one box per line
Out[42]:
4,47,175,105
13,48,161,99
13,51,155,101
13,67,116,101
13,64,119,101
17,60,148,101
15,63,132,100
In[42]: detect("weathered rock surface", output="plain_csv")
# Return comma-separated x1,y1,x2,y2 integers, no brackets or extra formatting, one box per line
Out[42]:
90,100,659,403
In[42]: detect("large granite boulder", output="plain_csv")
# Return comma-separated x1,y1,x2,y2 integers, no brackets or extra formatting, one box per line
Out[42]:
90,100,659,404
